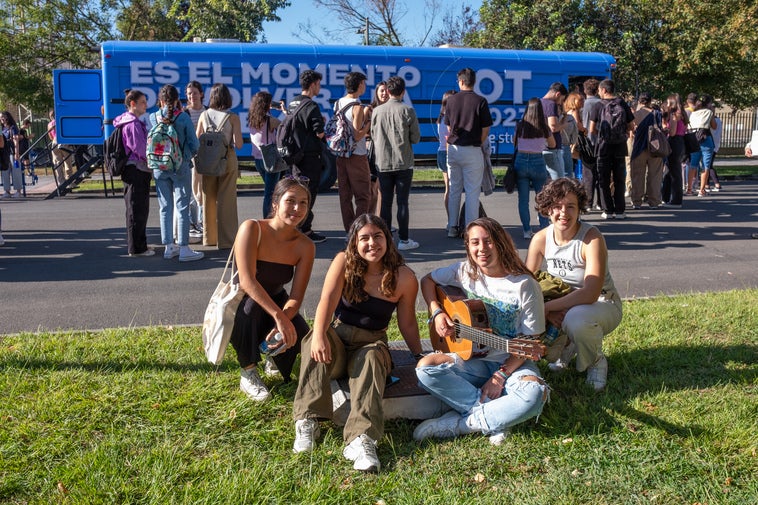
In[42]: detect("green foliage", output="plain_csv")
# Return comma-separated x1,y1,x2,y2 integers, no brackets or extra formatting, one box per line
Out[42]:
472,0,758,109
176,0,290,42
0,0,116,110
1,291,757,503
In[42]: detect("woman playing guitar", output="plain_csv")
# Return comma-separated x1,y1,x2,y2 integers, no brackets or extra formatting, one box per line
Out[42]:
414,217,549,445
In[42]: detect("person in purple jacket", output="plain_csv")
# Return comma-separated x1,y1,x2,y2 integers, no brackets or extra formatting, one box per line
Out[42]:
113,89,153,257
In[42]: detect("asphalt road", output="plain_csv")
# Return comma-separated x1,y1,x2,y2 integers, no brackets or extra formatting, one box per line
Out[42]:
1,173,757,334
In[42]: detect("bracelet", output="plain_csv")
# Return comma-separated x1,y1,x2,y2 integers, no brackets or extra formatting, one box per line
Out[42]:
494,370,509,381
498,365,512,377
426,308,444,325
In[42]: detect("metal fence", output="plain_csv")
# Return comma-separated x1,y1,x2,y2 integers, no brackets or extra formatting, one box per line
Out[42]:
719,110,756,149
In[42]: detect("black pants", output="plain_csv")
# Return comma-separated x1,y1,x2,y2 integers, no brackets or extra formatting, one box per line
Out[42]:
597,155,626,215
581,159,600,208
122,165,152,254
230,290,310,381
378,169,413,241
293,153,322,234
662,136,685,205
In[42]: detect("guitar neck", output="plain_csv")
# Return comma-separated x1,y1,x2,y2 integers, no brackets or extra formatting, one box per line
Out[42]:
454,322,516,353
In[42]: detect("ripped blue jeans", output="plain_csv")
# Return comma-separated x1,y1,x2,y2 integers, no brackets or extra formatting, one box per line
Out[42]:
416,355,549,435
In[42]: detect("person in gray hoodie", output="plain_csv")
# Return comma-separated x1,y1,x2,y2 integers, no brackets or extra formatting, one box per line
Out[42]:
113,89,152,256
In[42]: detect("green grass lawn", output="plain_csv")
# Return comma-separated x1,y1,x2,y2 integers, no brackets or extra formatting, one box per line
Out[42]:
2,290,756,504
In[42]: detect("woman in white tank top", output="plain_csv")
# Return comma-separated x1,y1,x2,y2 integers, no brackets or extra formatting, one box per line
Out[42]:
525,178,622,391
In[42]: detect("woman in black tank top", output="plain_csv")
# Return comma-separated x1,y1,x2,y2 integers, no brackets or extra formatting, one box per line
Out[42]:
292,214,423,473
230,178,316,402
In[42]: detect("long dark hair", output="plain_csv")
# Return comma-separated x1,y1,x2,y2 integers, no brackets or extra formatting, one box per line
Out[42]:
248,91,272,130
343,214,405,303
517,97,551,139
370,81,388,108
464,217,533,280
158,84,180,123
437,90,456,123
0,111,18,129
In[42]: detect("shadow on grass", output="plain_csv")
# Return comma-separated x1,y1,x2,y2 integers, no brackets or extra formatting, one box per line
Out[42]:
535,342,758,438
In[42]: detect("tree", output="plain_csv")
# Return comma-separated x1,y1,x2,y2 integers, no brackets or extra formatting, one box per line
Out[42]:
429,4,482,47
470,0,758,109
116,0,289,42
0,0,117,111
0,0,291,111
296,0,441,46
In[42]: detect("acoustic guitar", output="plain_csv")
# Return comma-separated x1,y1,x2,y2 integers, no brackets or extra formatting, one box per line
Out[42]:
429,284,545,361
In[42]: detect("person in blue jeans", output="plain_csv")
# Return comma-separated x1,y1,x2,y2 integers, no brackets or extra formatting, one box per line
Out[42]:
148,84,203,262
248,91,283,218
688,95,717,197
514,98,556,239
414,217,549,446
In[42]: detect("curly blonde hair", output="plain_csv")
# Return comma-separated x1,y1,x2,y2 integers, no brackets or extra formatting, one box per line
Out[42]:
343,214,405,303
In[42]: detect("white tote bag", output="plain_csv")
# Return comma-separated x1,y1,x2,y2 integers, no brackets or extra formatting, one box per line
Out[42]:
201,222,259,365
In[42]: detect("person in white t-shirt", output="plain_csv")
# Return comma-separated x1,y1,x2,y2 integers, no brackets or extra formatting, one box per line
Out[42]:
414,217,549,445
526,178,622,391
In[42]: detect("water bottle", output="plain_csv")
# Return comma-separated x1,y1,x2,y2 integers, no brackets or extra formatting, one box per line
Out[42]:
543,324,561,345
259,332,286,356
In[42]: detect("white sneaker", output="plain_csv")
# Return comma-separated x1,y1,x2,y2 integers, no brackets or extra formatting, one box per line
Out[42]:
293,419,320,453
240,367,270,402
179,246,204,262
163,244,180,259
488,430,510,446
397,238,419,251
447,226,459,238
10,192,21,199
343,434,380,472
413,410,465,441
523,230,534,239
548,342,576,373
263,356,281,377
586,353,608,391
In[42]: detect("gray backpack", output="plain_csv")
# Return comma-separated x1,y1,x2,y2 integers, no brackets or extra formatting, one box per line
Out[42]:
195,112,231,176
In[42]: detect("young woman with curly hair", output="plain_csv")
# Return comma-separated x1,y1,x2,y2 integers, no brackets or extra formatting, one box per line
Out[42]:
414,217,549,446
292,213,422,473
526,178,622,391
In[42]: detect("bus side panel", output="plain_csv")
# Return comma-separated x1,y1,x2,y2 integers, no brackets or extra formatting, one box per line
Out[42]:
100,42,614,162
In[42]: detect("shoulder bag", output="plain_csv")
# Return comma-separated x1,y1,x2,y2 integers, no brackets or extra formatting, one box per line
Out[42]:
260,117,290,173
683,131,701,154
201,220,260,365
648,111,672,158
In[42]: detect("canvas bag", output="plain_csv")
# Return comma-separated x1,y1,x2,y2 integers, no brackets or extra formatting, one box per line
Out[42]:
195,111,231,176
325,100,360,157
647,111,671,158
201,222,259,365
260,117,289,173
146,111,183,171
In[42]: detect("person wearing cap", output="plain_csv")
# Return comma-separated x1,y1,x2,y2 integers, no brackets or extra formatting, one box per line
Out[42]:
629,92,664,209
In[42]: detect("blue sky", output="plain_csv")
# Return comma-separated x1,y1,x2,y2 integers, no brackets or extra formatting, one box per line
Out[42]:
262,0,479,45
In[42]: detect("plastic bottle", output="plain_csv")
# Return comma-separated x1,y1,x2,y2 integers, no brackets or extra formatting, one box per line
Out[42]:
543,324,560,345
259,332,285,356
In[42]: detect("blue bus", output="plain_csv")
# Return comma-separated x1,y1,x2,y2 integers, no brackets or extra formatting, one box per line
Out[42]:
54,41,615,164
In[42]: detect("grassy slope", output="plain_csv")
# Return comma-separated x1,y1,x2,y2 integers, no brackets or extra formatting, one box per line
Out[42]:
1,290,756,504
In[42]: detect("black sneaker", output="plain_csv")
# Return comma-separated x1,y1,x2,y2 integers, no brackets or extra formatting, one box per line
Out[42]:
305,231,327,243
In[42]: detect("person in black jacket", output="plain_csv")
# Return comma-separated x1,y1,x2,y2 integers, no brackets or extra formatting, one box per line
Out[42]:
287,70,327,243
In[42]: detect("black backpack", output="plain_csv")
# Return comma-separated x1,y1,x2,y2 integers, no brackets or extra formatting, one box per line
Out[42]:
277,99,311,166
598,99,628,145
104,125,127,177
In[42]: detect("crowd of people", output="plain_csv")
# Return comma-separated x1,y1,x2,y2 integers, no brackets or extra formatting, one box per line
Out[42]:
2,68,755,472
